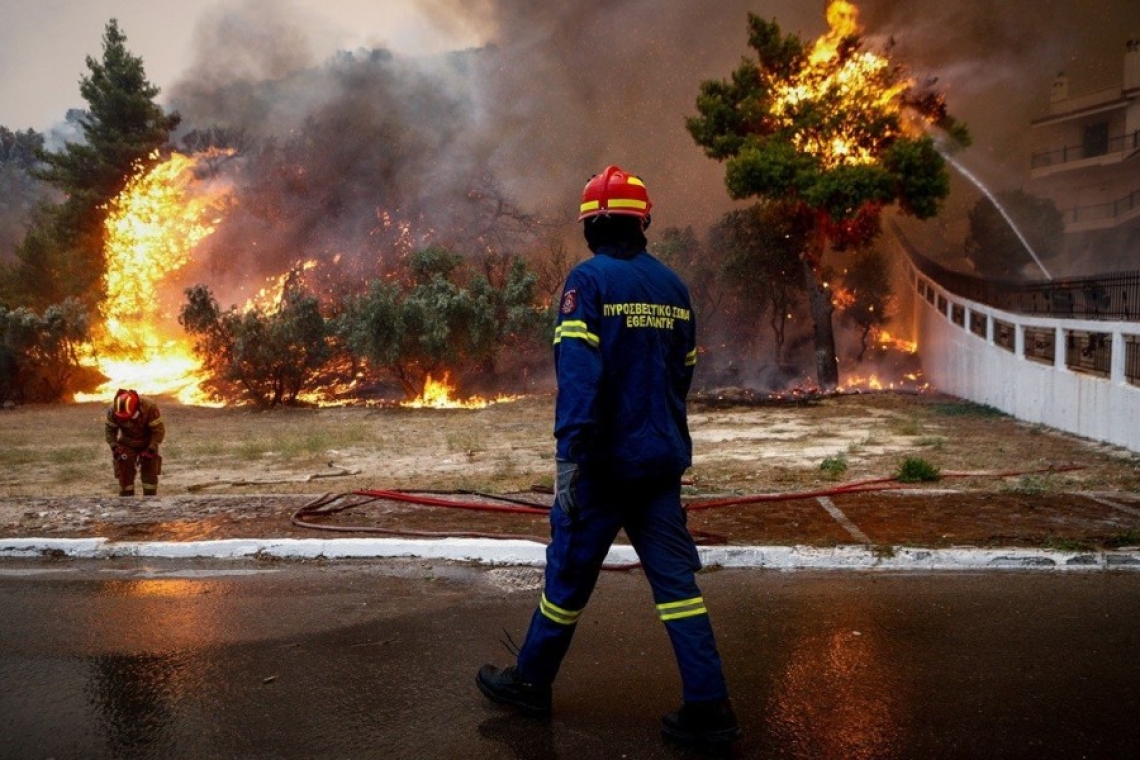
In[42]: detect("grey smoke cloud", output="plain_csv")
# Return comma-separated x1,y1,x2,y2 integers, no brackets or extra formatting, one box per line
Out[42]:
161,0,1137,297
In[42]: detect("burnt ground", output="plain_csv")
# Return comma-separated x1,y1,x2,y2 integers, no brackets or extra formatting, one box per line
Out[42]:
3,390,1140,552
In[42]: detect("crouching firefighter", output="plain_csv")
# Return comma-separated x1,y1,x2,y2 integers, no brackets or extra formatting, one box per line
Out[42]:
476,166,741,749
105,389,165,496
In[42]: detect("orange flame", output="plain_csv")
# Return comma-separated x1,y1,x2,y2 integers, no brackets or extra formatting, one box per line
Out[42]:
872,329,917,354
75,151,232,406
242,259,320,313
839,372,928,393
810,0,860,65
401,372,519,409
831,285,856,310
772,1,912,167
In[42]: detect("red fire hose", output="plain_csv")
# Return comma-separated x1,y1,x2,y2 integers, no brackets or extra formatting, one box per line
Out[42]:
290,464,1086,555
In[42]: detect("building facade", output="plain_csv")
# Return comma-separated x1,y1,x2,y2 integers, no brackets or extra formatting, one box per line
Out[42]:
1028,40,1140,275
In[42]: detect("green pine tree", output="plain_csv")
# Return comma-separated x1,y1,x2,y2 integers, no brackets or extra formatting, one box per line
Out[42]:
687,10,968,390
12,19,179,310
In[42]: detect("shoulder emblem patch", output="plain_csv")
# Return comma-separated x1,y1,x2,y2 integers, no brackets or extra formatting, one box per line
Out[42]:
560,288,578,315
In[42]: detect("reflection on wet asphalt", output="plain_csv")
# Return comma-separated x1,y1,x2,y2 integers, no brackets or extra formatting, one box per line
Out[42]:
1,560,1139,759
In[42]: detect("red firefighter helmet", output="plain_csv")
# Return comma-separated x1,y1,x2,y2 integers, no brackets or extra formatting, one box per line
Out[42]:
112,389,140,420
578,165,652,222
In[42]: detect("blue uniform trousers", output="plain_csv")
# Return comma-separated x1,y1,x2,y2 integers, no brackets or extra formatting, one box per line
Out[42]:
516,472,729,703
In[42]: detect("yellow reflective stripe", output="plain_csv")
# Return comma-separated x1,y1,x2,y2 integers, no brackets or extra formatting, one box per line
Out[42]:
626,176,645,187
685,348,697,367
539,593,581,625
607,198,648,211
656,596,707,622
149,419,163,428
553,321,599,347
580,200,600,215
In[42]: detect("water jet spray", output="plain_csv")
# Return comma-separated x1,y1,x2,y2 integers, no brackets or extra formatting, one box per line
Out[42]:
939,151,1054,281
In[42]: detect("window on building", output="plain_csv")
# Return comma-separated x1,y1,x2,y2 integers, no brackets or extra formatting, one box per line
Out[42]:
1082,121,1109,158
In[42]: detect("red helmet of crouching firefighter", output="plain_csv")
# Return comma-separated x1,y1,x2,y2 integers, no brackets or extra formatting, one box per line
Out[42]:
112,388,139,419
104,389,166,497
578,165,653,226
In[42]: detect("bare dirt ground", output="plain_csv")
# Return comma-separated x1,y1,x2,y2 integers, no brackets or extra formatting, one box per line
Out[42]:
2,390,1140,550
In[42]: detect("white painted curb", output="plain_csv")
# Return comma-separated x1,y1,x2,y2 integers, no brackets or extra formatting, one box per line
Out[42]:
2,537,1138,570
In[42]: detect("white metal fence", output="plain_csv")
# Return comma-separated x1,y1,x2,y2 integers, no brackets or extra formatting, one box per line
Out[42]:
906,261,1140,453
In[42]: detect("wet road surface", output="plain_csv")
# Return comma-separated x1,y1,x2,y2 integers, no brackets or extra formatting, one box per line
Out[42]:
1,558,1139,759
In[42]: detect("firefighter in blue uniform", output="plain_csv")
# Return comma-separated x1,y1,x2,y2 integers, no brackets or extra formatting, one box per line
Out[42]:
477,166,740,749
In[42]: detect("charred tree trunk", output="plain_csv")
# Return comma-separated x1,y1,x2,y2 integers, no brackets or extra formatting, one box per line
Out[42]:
768,302,787,364
803,216,838,391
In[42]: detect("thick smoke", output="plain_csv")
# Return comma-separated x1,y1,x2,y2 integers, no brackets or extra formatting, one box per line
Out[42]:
170,0,1135,257
166,0,825,302
163,0,1137,386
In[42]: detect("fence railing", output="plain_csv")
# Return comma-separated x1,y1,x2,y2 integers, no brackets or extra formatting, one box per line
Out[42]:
903,230,1140,453
906,248,1140,321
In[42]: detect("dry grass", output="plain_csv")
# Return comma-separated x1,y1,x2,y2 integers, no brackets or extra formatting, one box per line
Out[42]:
1,391,1139,500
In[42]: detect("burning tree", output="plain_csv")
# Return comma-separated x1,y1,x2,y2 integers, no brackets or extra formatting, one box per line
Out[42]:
687,0,968,390
179,282,331,408
66,150,234,404
840,247,892,361
336,245,546,400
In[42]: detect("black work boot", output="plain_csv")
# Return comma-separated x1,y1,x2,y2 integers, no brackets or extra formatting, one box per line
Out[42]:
662,698,742,749
119,489,135,497
476,664,552,719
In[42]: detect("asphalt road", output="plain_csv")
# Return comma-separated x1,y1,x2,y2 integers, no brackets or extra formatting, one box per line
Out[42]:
1,558,1139,759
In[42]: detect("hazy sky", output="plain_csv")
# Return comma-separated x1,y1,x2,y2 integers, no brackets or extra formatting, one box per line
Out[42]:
3,0,1136,133
0,0,489,131
1,0,1137,214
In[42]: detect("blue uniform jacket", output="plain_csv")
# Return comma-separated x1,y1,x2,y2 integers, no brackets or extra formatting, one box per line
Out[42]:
553,245,697,481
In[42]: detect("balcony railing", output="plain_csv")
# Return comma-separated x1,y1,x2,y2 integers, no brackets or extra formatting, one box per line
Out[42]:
1066,187,1140,225
1030,130,1140,169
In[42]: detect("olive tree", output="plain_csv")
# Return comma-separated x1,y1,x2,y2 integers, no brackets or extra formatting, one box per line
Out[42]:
179,283,330,407
0,299,92,401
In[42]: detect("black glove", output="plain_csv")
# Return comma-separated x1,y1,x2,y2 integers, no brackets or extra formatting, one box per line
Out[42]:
555,459,580,521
